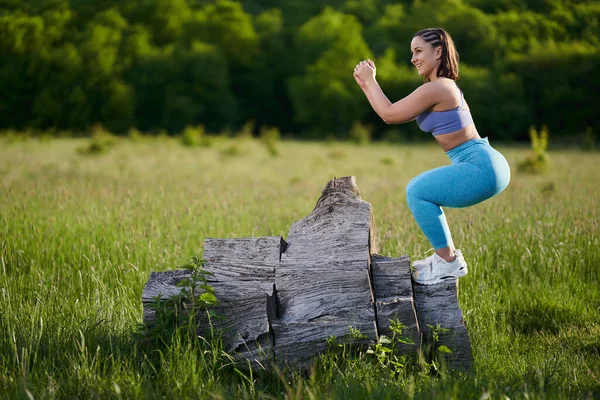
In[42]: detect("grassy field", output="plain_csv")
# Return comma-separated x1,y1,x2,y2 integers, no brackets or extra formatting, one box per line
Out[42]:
1,136,599,399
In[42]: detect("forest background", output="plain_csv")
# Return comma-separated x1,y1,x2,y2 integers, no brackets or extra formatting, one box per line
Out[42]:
0,0,598,142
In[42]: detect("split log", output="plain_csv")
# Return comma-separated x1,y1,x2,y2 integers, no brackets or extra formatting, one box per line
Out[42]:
273,176,377,368
412,280,473,371
141,176,473,372
371,254,420,353
142,236,285,368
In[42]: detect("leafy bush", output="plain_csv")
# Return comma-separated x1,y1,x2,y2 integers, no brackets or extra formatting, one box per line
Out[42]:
235,120,255,140
1,129,30,143
77,124,118,155
181,125,204,147
260,125,281,156
518,125,550,173
128,127,143,141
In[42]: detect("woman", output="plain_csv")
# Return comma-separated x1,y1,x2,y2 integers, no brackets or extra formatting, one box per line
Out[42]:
353,27,510,285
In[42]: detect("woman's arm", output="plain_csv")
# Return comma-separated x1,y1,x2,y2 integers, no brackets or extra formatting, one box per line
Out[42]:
354,59,437,124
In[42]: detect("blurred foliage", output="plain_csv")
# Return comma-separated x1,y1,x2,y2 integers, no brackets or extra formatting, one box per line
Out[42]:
76,123,119,155
349,120,373,145
0,0,598,141
259,124,281,156
518,125,551,174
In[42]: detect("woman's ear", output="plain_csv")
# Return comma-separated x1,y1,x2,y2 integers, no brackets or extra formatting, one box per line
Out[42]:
435,46,442,59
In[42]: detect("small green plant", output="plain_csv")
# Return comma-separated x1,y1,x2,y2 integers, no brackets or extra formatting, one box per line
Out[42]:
365,320,413,378
235,120,255,139
77,124,118,155
348,326,368,340
259,125,281,156
128,127,143,141
349,121,372,145
518,125,550,173
426,323,453,374
326,335,339,348
141,257,219,343
181,125,206,147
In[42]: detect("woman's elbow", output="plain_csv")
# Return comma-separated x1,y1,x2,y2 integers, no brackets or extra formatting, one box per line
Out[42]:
381,110,404,124
381,111,394,124
383,113,411,124
382,115,400,124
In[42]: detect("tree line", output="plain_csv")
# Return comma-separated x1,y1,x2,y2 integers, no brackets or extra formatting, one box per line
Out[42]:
0,0,598,141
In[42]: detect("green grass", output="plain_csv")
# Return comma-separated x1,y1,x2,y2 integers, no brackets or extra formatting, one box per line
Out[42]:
1,136,599,399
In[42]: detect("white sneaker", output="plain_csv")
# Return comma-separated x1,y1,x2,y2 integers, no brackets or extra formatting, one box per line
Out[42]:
411,249,468,285
412,253,435,270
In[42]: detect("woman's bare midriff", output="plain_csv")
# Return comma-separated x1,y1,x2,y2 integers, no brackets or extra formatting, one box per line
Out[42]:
434,124,481,152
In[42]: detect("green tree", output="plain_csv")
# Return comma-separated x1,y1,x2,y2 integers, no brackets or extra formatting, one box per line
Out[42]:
184,0,259,66
504,41,600,137
122,0,191,45
493,11,566,55
244,8,295,132
288,8,373,135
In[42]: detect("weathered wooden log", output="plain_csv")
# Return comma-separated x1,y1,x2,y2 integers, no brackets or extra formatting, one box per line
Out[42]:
412,279,473,371
273,177,377,368
141,176,473,372
371,254,420,353
142,269,195,323
142,236,285,368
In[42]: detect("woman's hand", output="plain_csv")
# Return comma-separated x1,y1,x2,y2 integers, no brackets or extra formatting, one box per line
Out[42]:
353,59,376,88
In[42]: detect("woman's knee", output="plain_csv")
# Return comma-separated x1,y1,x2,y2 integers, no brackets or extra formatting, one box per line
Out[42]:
405,177,424,209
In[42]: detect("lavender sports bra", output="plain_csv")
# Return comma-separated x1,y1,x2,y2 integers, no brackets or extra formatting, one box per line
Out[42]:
416,88,474,136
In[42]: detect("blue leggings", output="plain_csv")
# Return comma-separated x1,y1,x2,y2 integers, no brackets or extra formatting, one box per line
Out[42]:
406,137,510,249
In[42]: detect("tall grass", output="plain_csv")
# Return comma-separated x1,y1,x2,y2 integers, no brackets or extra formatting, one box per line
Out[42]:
1,137,599,399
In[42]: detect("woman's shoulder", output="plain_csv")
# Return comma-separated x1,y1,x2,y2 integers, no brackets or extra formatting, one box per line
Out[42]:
422,78,457,90
419,79,457,98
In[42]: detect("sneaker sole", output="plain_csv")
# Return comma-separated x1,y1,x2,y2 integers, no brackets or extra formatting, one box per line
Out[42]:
412,266,468,285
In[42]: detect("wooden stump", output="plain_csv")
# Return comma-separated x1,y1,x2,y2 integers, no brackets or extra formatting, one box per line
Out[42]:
273,176,377,368
371,254,421,353
412,279,473,371
141,176,473,372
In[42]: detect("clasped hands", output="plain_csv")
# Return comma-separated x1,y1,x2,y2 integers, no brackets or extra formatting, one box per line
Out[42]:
353,59,376,88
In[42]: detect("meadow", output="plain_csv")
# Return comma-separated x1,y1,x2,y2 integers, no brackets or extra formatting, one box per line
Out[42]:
1,136,599,399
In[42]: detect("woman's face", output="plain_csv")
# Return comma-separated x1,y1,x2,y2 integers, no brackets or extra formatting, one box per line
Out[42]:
410,36,441,79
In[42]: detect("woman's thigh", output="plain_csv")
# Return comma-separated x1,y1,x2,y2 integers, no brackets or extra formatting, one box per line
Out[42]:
406,163,497,208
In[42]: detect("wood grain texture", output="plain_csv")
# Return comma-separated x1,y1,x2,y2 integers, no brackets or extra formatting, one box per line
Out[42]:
276,202,374,320
371,254,412,297
371,254,420,351
272,320,377,369
142,270,192,303
272,177,378,365
412,279,473,371
203,236,285,266
142,237,284,360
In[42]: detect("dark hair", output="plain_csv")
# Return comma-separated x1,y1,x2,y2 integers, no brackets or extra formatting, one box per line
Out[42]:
413,27,459,82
